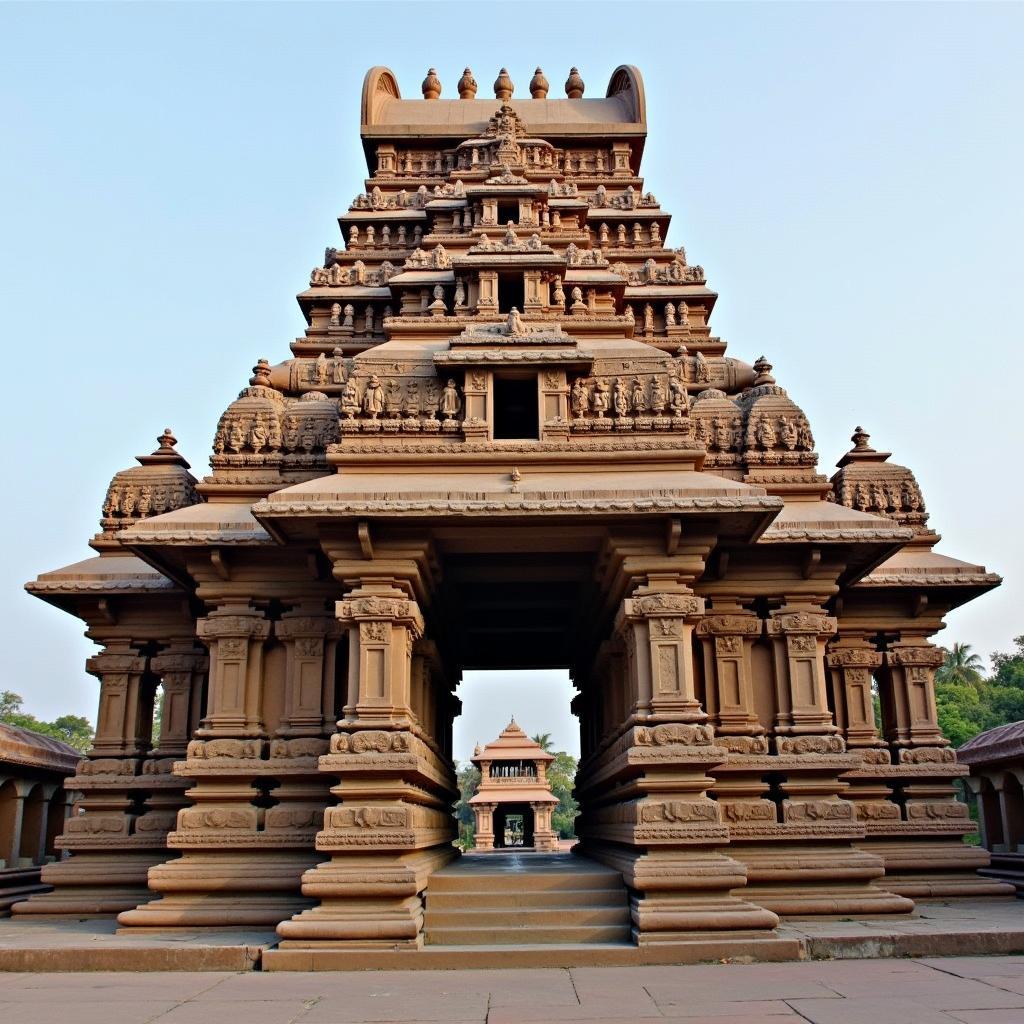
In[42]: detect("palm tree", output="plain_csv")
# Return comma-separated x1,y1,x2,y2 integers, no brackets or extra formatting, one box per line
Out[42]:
531,732,554,753
936,642,985,688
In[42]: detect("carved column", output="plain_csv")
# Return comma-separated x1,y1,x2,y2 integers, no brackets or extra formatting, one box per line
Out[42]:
699,611,774,831
473,802,496,851
134,642,209,848
826,639,900,832
861,639,1012,897
277,580,458,950
577,583,778,943
16,644,160,916
119,603,325,928
720,609,911,915
531,801,558,852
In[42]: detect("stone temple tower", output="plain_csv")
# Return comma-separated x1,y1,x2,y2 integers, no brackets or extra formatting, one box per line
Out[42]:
18,64,1009,956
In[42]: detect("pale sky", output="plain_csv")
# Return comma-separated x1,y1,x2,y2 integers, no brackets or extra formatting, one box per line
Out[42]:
1,2,1021,764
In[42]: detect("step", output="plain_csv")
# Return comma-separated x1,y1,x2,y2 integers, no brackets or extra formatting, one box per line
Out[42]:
427,871,624,895
426,887,628,910
425,923,632,946
425,906,629,929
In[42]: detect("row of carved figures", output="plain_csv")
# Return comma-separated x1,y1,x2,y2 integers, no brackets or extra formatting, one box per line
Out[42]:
834,479,925,515
340,376,462,421
102,480,199,521
571,375,689,418
213,410,340,456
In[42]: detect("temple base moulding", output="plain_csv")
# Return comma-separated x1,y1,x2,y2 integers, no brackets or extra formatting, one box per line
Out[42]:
861,838,1017,898
12,853,168,918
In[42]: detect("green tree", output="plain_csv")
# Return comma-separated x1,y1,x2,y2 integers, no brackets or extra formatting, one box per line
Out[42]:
936,643,985,688
453,760,481,850
0,690,93,753
547,750,579,839
531,732,554,753
991,635,1024,689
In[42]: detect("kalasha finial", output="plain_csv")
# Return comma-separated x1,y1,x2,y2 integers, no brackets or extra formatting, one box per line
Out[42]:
565,67,585,99
421,68,441,100
494,68,514,101
753,355,775,386
250,358,273,387
457,67,477,99
529,67,549,99
851,425,874,451
155,428,178,452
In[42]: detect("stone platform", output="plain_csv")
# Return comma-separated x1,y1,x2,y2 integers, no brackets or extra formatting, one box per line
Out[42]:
0,898,1021,972
4,956,1024,1023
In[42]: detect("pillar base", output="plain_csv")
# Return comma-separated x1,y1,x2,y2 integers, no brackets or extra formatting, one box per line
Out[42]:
277,846,456,948
12,852,166,917
583,844,779,938
116,851,318,928
729,842,914,916
863,838,1017,898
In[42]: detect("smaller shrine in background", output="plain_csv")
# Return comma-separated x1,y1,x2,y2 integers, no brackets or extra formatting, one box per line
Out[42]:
959,723,1024,893
469,721,559,851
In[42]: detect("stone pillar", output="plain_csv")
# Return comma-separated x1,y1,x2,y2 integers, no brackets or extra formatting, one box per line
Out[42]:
15,644,161,916
0,780,32,868
118,603,327,928
826,640,899,828
277,580,458,949
577,583,779,943
864,639,1011,897
531,801,558,852
698,611,774,830
473,802,496,851
720,609,911,916
134,643,209,847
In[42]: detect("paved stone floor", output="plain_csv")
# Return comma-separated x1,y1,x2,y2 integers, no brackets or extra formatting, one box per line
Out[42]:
3,957,1024,1024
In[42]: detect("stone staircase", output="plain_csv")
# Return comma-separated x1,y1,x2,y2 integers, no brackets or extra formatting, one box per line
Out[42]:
424,852,631,946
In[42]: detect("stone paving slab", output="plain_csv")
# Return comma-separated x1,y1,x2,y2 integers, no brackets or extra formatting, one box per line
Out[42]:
2,957,1024,1022
0,918,275,971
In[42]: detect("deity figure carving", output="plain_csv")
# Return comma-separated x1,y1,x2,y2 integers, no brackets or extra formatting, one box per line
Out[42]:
440,379,462,420
669,376,688,416
571,378,590,418
631,378,647,413
650,377,666,415
592,381,609,418
362,375,384,419
613,378,629,418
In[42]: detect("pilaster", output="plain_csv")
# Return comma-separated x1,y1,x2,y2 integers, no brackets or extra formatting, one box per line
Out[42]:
277,579,457,950
577,581,778,943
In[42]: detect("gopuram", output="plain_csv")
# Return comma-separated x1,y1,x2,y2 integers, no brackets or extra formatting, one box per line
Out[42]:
16,64,1012,951
469,720,559,851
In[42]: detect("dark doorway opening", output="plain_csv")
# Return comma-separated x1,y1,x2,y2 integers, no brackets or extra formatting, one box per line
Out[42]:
493,376,538,440
497,202,518,226
493,805,534,848
497,274,524,314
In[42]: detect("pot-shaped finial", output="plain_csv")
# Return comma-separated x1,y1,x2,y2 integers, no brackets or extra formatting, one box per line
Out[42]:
457,67,477,99
421,68,441,100
565,67,585,99
494,67,514,101
529,67,549,99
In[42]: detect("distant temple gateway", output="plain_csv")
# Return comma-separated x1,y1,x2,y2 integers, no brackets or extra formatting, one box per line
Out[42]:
469,720,559,851
16,63,1011,951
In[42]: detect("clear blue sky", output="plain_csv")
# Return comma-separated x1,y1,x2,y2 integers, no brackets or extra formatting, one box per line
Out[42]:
1,2,1021,762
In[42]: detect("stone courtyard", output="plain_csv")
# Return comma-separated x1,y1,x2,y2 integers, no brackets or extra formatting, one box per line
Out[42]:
3,955,1024,1024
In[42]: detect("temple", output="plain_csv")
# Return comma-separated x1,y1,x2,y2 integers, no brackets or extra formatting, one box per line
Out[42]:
469,721,559,851
15,63,1012,953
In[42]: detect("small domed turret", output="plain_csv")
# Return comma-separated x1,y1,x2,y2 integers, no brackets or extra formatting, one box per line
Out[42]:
100,429,199,533
211,359,286,463
830,427,929,533
565,67,585,99
529,67,549,99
